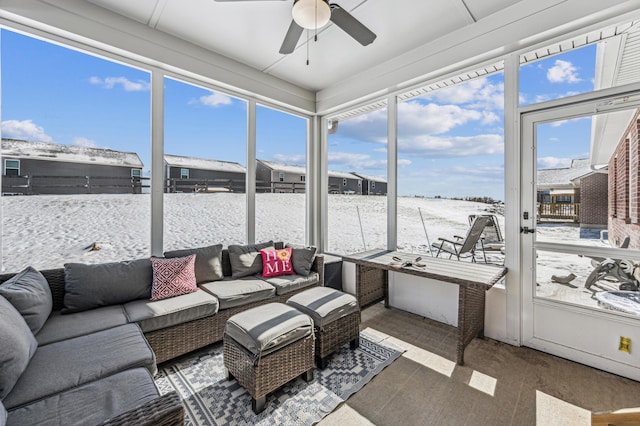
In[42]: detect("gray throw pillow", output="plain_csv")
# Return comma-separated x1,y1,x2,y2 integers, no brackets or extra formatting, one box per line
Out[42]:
63,258,152,313
164,244,224,284
0,266,52,334
0,399,6,426
286,244,317,276
0,295,38,399
228,241,274,278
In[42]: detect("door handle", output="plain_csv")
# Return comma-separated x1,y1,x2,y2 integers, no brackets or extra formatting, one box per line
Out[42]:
520,226,535,234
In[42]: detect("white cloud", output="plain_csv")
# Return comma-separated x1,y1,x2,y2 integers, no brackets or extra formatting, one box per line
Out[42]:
272,153,305,164
399,134,504,157
421,77,505,110
550,116,590,127
191,91,233,108
482,111,500,125
89,76,150,91
328,152,388,170
547,60,581,84
72,137,98,148
538,156,572,169
2,120,53,142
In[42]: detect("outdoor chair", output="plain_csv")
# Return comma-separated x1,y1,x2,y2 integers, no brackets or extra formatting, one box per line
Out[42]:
468,214,504,251
431,216,490,263
584,237,637,291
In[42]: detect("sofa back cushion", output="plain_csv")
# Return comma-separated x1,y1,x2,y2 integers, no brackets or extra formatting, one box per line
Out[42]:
0,266,52,334
0,295,38,399
285,244,318,276
63,259,152,313
227,241,274,278
164,244,224,284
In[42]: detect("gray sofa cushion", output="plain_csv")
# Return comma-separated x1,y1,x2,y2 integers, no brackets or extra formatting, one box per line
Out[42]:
0,400,6,426
0,296,37,400
225,302,313,357
286,244,317,276
165,244,224,283
124,289,219,333
286,287,359,329
200,277,276,309
0,266,52,334
3,323,156,410
63,258,152,313
265,272,319,295
35,305,128,346
228,241,274,278
5,368,159,426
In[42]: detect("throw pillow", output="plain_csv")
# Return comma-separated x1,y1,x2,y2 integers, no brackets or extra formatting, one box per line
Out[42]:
286,244,318,276
165,244,224,284
0,295,38,399
228,241,274,278
150,254,197,301
260,247,295,278
63,258,153,313
0,266,52,334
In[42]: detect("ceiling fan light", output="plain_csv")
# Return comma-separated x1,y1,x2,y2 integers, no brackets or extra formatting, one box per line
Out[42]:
292,0,331,30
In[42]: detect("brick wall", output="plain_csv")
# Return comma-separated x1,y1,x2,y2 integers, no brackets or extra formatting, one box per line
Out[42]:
579,173,608,226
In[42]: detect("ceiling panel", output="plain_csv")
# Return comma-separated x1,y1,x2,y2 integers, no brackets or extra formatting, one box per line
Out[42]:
87,0,158,25
463,0,523,21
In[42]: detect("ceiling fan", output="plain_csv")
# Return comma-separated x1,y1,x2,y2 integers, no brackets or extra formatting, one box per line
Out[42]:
214,0,376,54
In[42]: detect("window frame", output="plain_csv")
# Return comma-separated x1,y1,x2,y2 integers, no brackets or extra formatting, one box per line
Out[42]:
279,172,285,182
180,168,190,179
4,159,20,176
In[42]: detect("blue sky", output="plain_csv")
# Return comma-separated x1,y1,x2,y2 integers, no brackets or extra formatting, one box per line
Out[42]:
2,29,598,201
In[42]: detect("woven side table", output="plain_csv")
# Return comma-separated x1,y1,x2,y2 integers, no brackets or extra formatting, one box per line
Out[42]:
223,303,315,414
287,287,360,369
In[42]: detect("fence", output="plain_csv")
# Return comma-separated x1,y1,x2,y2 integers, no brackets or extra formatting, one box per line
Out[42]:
538,202,580,222
2,175,148,195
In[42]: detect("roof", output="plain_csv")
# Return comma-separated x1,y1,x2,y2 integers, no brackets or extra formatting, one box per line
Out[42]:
164,154,246,174
258,159,361,180
2,139,143,167
537,158,592,188
352,173,387,183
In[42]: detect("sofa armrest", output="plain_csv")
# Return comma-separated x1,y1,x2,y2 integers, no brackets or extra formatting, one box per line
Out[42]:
101,392,184,426
312,254,325,287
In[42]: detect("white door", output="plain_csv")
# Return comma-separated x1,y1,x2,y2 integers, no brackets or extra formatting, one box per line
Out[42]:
521,89,640,380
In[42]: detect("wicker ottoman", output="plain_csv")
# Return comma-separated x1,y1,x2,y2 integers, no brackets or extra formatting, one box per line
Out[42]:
287,287,360,369
223,302,315,414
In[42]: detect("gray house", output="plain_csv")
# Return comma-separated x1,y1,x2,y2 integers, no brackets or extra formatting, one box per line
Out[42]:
256,159,306,193
1,138,144,195
164,154,246,193
328,171,362,194
353,173,387,195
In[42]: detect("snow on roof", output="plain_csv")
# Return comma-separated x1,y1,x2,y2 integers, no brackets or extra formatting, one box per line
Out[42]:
352,173,387,183
537,158,592,188
258,159,360,180
164,154,246,174
2,139,143,167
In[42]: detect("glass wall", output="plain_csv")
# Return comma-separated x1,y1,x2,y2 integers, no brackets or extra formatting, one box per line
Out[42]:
163,77,247,250
255,105,307,245
326,108,388,254
1,30,151,271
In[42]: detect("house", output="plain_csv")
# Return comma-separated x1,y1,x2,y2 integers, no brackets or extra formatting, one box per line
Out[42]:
256,159,306,193
328,171,362,195
536,158,607,226
164,154,246,193
1,138,144,195
352,173,387,195
5,0,640,403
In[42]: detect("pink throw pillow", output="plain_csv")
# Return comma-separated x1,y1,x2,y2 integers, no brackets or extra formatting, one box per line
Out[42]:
150,254,197,301
260,248,294,278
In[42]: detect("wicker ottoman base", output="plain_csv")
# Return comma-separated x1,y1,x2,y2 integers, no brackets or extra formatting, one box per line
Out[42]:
316,311,361,369
224,334,315,414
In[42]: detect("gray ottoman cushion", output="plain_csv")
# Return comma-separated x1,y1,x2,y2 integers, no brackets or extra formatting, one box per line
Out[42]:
165,244,224,283
227,241,274,278
5,368,159,426
265,272,319,295
225,303,313,357
3,323,156,410
36,305,128,346
0,296,37,400
0,266,52,334
287,287,359,329
200,277,275,309
63,259,152,313
124,289,219,332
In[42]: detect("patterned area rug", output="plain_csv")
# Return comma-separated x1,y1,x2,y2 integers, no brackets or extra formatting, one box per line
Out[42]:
155,330,404,425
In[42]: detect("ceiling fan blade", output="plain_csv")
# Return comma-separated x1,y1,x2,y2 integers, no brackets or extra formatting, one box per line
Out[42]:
329,4,376,46
279,20,304,54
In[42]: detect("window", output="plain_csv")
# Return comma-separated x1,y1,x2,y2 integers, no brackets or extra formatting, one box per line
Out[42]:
358,180,361,187
279,172,285,182
300,175,305,182
343,178,347,186
180,168,189,179
131,168,141,178
372,181,376,189
4,160,19,176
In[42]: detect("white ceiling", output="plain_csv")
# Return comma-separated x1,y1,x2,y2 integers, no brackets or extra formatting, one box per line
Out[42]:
84,0,521,92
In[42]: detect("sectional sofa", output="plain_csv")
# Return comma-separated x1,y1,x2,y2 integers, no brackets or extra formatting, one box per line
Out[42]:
0,241,323,426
